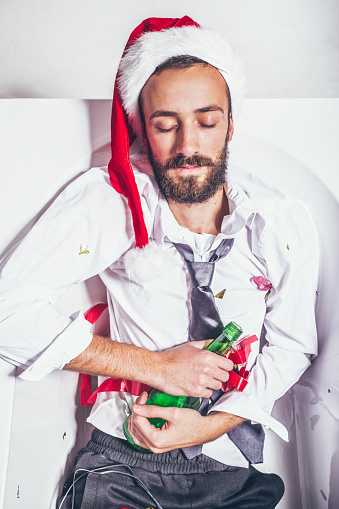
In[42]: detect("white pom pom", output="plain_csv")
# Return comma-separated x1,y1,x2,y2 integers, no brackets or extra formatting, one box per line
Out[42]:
123,242,177,283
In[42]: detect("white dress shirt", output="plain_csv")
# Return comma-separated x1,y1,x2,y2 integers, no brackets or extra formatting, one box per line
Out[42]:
0,147,319,467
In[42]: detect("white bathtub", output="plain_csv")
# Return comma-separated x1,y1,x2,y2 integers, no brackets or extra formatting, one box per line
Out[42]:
0,99,338,509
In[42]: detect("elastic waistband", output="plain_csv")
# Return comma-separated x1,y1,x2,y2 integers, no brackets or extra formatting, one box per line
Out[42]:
88,428,234,475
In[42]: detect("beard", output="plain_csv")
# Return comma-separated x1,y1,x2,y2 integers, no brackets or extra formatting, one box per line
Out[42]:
147,138,229,204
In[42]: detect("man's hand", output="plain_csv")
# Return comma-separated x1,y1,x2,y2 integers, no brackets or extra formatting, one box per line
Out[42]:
129,392,245,453
152,340,233,398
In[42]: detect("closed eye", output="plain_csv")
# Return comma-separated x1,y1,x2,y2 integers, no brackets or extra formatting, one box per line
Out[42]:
157,126,176,132
201,123,216,129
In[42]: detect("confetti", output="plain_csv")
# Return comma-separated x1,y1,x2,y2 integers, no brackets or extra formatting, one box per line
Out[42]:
215,289,226,299
79,244,90,255
251,276,272,292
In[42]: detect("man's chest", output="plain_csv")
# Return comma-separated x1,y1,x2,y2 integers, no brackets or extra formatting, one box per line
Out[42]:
101,231,268,350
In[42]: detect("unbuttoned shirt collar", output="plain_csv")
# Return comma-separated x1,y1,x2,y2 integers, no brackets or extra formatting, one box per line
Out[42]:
154,177,257,256
129,141,257,256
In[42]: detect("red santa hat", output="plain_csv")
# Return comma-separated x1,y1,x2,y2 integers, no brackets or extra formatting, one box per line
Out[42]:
108,16,245,249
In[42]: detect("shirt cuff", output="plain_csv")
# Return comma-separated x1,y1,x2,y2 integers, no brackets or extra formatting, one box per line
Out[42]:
19,311,93,381
210,391,288,441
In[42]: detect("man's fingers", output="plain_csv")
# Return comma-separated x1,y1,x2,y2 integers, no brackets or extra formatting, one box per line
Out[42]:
133,391,148,409
189,341,235,373
130,402,171,451
214,363,233,381
133,403,176,421
217,355,234,372
192,362,233,395
195,387,213,399
190,339,211,350
189,346,234,373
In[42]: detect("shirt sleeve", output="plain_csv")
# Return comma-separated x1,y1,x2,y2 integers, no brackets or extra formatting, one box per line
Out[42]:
211,198,319,440
0,168,134,380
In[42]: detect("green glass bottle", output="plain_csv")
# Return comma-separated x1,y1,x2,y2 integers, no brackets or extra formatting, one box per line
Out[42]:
123,321,242,452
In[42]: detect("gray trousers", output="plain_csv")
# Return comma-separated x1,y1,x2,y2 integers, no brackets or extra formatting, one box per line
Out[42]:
58,428,284,509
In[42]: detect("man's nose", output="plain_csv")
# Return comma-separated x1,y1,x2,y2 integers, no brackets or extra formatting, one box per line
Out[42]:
175,125,199,158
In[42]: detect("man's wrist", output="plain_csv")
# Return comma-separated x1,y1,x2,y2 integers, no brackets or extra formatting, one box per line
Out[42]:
203,411,246,441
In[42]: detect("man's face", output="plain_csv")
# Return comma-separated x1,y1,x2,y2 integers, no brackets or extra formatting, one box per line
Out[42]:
140,64,234,204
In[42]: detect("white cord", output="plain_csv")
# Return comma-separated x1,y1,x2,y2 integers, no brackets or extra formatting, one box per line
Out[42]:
58,463,164,509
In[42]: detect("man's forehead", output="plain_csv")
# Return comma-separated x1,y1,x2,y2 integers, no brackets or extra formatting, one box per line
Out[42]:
141,64,229,114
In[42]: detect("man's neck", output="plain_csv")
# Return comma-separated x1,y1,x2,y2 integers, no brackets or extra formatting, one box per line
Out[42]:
167,187,229,235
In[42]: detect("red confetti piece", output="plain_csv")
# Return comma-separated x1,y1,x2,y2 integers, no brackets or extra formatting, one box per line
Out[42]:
251,276,272,292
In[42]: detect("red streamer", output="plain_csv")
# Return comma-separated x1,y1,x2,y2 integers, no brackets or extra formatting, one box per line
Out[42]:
221,335,258,393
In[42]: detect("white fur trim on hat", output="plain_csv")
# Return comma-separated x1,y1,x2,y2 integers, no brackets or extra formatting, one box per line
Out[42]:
118,25,245,140
123,241,177,283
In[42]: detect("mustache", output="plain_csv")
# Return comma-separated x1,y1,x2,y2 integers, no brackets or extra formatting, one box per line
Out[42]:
163,154,215,171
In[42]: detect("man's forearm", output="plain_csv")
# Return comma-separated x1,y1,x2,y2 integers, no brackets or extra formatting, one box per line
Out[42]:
64,334,158,384
63,334,234,398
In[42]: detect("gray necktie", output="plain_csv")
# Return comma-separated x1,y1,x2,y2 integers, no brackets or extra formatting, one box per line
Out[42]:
173,239,265,463
173,239,234,343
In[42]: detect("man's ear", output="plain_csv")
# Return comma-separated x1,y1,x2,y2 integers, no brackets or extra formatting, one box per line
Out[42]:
228,112,234,142
138,92,148,148
141,124,148,148
139,110,148,148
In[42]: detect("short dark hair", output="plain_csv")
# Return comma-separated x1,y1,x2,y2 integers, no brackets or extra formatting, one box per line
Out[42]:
138,55,232,133
153,55,209,74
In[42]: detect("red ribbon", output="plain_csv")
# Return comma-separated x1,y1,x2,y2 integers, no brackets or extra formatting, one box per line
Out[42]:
221,335,258,393
80,304,258,405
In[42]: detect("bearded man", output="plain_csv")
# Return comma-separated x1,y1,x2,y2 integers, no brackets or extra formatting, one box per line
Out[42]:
0,17,319,509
